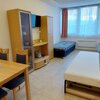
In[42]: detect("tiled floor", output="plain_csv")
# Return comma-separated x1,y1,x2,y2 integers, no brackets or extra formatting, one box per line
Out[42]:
8,50,87,100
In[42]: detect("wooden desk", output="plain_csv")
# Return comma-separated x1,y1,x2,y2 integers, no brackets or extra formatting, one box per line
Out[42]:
0,60,31,100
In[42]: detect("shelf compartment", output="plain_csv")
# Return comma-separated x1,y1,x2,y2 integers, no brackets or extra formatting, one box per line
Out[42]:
34,55,49,63
33,42,48,47
34,55,49,69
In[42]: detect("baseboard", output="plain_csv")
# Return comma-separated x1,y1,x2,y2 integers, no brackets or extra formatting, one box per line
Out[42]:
76,47,97,51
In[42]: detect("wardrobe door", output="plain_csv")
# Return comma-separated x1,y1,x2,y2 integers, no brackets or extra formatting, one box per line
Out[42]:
20,12,31,49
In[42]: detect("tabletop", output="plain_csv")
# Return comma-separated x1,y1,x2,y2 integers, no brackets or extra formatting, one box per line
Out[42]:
0,60,29,86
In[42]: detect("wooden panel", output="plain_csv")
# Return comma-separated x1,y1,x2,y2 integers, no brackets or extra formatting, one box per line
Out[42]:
66,81,100,100
40,16,48,42
40,16,53,59
41,44,48,56
33,42,48,47
66,86,100,100
7,9,22,59
34,56,49,69
34,60,44,69
47,17,54,59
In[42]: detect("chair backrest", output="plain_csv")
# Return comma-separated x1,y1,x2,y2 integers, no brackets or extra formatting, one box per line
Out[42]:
14,49,28,64
0,48,9,60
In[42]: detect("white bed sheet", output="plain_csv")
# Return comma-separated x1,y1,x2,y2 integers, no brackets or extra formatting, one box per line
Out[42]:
64,51,100,88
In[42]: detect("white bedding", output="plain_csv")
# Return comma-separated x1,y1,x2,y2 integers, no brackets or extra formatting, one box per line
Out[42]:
64,51,100,88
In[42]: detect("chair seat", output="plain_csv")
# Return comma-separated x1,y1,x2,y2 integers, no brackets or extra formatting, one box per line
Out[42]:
0,88,7,99
4,75,24,89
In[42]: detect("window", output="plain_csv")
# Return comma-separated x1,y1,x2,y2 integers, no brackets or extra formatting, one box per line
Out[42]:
68,5,100,38
68,9,78,36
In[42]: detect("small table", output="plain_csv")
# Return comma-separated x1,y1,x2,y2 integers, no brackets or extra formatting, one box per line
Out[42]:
0,60,31,100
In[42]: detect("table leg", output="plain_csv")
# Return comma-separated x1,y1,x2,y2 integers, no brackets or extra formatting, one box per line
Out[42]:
4,95,8,100
64,80,66,93
13,88,17,100
24,68,31,100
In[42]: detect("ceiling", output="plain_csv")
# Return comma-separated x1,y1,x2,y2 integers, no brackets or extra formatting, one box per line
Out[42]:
40,0,100,8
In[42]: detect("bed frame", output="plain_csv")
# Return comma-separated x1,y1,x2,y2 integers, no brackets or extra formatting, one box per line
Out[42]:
64,51,100,99
64,80,100,99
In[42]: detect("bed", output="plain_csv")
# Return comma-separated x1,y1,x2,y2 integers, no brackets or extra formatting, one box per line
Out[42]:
54,41,76,57
64,51,100,99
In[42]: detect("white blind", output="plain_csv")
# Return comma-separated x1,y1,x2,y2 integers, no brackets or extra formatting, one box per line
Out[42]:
68,5,100,38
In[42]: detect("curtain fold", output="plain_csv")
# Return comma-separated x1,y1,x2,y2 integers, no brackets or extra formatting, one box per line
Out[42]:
62,8,68,38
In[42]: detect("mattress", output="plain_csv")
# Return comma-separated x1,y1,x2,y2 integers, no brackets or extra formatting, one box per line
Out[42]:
54,41,76,50
54,41,76,57
64,51,100,88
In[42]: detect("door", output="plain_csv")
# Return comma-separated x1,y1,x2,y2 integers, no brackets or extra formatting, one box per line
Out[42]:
20,12,31,49
20,11,34,70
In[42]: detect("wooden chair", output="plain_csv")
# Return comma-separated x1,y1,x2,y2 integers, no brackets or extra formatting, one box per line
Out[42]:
0,48,9,60
0,88,8,100
0,48,9,100
4,49,28,100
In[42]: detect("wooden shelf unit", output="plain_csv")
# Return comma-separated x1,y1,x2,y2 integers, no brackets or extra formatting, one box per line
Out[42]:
7,9,34,70
32,16,54,69
33,41,49,69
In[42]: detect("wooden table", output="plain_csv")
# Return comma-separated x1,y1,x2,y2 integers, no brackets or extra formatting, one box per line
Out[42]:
0,60,31,100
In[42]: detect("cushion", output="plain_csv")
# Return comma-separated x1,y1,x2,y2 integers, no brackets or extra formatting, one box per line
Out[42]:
3,75,24,89
0,53,7,60
16,54,26,64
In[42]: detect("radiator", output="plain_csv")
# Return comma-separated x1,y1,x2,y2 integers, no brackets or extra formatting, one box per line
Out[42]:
77,40,97,50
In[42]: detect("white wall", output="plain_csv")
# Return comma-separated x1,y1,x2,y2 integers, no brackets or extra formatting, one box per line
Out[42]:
32,28,40,41
0,0,61,60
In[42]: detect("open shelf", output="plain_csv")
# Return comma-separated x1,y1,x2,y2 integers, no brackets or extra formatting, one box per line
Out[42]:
33,42,48,47
34,55,49,63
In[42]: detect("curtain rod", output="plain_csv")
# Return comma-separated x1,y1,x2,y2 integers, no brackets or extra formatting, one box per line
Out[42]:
63,3,100,9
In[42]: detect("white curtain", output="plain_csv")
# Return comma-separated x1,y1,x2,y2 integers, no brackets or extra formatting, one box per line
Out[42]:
68,5,100,38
